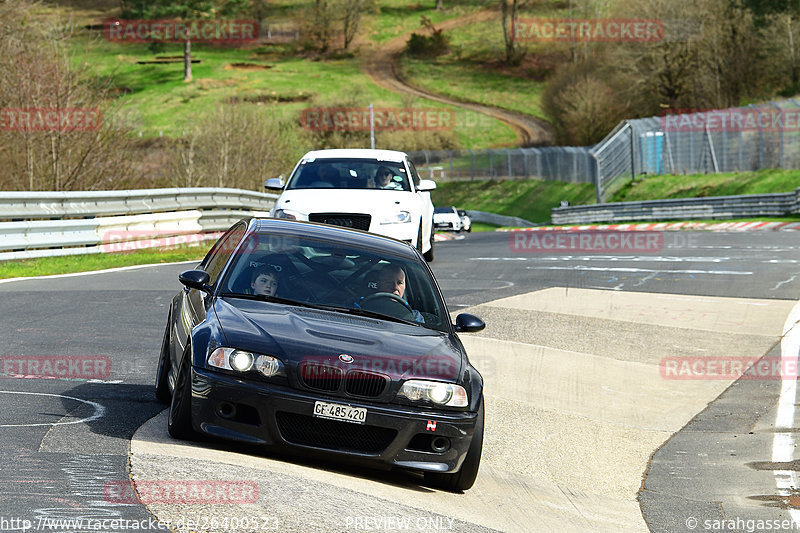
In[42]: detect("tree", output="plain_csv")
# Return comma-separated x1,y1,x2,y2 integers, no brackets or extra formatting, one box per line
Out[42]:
120,0,231,82
342,0,366,50
0,0,136,190
500,0,527,65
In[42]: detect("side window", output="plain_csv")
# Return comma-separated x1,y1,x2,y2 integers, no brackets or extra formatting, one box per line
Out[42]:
201,223,247,286
407,160,421,188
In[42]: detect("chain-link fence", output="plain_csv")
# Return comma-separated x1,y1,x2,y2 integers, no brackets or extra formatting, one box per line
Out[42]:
596,99,800,202
410,99,800,204
408,147,595,185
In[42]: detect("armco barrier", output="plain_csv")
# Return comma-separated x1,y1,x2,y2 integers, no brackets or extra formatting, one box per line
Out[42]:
551,187,800,225
0,188,278,261
467,210,536,228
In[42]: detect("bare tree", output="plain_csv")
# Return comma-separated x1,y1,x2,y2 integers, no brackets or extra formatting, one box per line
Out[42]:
342,0,365,50
501,0,527,65
171,105,301,190
0,0,136,191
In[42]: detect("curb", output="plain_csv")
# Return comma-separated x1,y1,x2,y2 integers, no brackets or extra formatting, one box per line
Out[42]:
498,221,800,232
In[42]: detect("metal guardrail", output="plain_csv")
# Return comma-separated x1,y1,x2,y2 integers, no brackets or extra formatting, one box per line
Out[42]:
467,210,536,228
0,188,278,261
551,187,800,225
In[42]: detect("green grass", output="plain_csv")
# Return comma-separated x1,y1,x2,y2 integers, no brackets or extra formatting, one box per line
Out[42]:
611,169,800,203
400,55,548,120
0,245,208,280
367,1,485,44
431,179,596,224
72,32,515,148
469,222,502,232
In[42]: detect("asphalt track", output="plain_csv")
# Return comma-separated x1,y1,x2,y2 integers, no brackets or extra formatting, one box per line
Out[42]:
1,230,800,532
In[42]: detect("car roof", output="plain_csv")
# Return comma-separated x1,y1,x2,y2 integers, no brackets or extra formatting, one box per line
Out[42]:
301,148,408,163
250,218,420,259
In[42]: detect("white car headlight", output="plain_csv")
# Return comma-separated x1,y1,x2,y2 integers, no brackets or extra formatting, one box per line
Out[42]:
273,209,297,220
208,347,284,378
380,210,411,224
397,380,468,407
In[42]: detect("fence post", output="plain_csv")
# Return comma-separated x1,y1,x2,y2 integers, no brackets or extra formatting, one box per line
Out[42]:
469,150,475,181
771,102,784,168
449,150,453,181
536,148,542,179
522,149,529,178
488,149,494,180
507,149,512,179
749,104,764,168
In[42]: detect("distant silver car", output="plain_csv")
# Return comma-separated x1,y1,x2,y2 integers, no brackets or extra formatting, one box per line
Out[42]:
433,206,462,232
458,209,471,233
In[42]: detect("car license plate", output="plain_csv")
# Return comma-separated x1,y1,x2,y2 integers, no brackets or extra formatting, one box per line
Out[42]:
313,401,367,424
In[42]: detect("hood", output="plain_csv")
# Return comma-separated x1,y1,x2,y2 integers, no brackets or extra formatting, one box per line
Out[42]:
275,189,420,220
214,297,463,382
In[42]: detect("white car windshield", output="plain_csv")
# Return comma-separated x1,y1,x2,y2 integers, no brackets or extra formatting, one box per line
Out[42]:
286,158,411,191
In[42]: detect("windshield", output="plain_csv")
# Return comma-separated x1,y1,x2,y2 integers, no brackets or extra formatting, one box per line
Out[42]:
285,158,411,191
219,231,448,332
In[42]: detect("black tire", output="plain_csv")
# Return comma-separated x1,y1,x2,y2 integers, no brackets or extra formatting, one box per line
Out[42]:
424,398,483,491
167,350,196,439
155,317,172,404
423,220,434,263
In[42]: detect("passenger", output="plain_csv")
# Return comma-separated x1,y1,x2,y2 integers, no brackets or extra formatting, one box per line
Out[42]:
250,267,279,296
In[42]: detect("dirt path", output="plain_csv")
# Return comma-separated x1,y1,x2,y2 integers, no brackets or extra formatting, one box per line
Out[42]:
361,9,555,147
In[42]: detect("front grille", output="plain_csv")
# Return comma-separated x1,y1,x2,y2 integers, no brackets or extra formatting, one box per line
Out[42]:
299,362,342,391
345,370,389,398
276,412,397,454
309,213,371,231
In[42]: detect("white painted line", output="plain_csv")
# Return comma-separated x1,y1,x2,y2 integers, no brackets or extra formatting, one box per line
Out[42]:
0,259,200,285
0,391,105,427
523,266,752,275
772,298,800,527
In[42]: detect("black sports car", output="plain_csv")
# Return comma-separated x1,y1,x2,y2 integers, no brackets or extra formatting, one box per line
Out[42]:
155,218,486,491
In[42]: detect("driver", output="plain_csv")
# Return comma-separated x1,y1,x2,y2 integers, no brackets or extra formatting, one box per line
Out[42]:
374,263,424,323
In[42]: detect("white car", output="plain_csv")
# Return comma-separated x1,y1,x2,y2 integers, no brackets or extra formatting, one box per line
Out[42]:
433,206,462,232
266,149,436,262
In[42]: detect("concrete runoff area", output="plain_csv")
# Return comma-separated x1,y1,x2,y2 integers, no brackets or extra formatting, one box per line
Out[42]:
130,288,794,532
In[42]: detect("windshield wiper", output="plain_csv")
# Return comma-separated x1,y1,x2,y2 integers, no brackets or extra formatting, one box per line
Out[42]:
220,292,329,311
327,305,420,326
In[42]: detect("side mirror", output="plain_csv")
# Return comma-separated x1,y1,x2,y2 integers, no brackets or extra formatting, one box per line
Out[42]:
179,269,211,292
264,177,284,190
454,313,485,333
417,179,436,192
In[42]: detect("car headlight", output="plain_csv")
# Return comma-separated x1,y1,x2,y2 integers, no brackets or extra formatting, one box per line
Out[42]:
273,209,297,220
379,210,411,224
397,380,468,407
208,347,284,378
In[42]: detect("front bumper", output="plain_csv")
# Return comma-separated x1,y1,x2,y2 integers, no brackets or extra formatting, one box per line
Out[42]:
189,366,480,474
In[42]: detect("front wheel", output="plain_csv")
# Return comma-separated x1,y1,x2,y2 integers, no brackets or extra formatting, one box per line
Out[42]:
155,316,172,404
167,351,196,439
424,398,483,491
